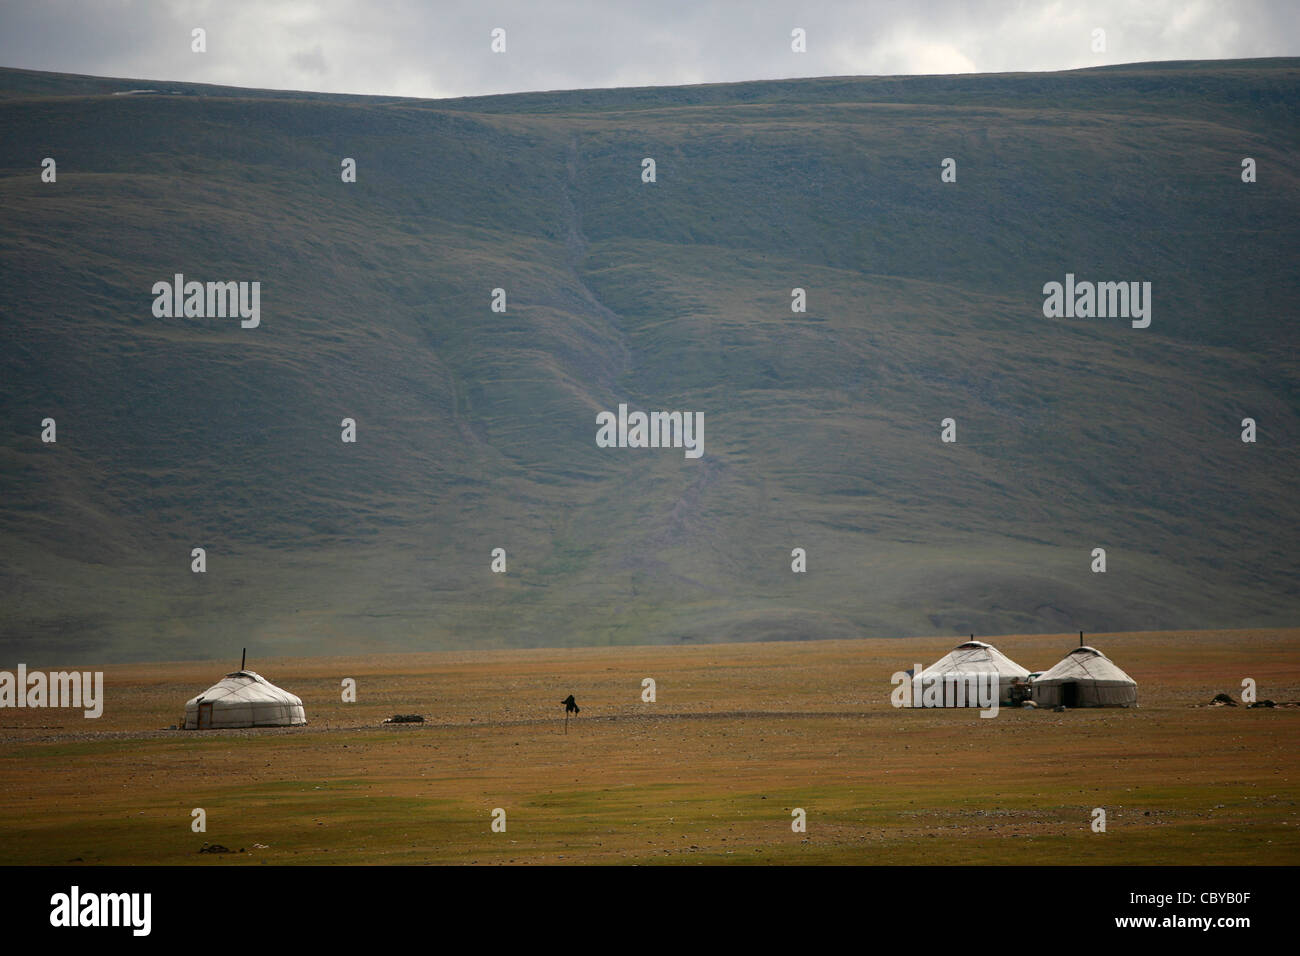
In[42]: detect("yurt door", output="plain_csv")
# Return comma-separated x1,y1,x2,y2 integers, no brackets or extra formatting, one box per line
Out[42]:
1061,682,1079,708
198,701,214,729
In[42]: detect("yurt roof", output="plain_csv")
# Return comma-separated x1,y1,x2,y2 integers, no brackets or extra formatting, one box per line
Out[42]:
927,640,1030,677
186,670,303,707
1034,646,1135,684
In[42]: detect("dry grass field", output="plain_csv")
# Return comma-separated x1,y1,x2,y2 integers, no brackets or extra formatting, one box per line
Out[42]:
1,629,1297,865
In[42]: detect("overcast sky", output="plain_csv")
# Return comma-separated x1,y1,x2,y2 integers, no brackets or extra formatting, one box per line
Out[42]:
1,0,1297,99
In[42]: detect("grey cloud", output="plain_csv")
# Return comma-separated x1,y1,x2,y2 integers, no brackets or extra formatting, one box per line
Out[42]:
292,44,329,76
0,0,1297,98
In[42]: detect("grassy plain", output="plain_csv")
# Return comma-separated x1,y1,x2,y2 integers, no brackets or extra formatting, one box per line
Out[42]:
1,629,1297,865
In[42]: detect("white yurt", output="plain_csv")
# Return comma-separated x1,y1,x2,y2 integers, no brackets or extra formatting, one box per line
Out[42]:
1031,646,1138,707
183,670,306,729
920,639,1031,706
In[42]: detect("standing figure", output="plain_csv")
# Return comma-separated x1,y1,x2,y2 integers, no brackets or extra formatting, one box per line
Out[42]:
562,694,579,733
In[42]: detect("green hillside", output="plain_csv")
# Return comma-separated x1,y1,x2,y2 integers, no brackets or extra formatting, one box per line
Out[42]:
1,60,1297,664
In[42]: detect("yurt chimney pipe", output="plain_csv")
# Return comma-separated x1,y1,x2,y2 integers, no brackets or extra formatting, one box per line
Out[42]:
241,647,246,671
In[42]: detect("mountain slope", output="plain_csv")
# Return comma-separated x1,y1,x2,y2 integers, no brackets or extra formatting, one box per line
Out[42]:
1,60,1297,664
